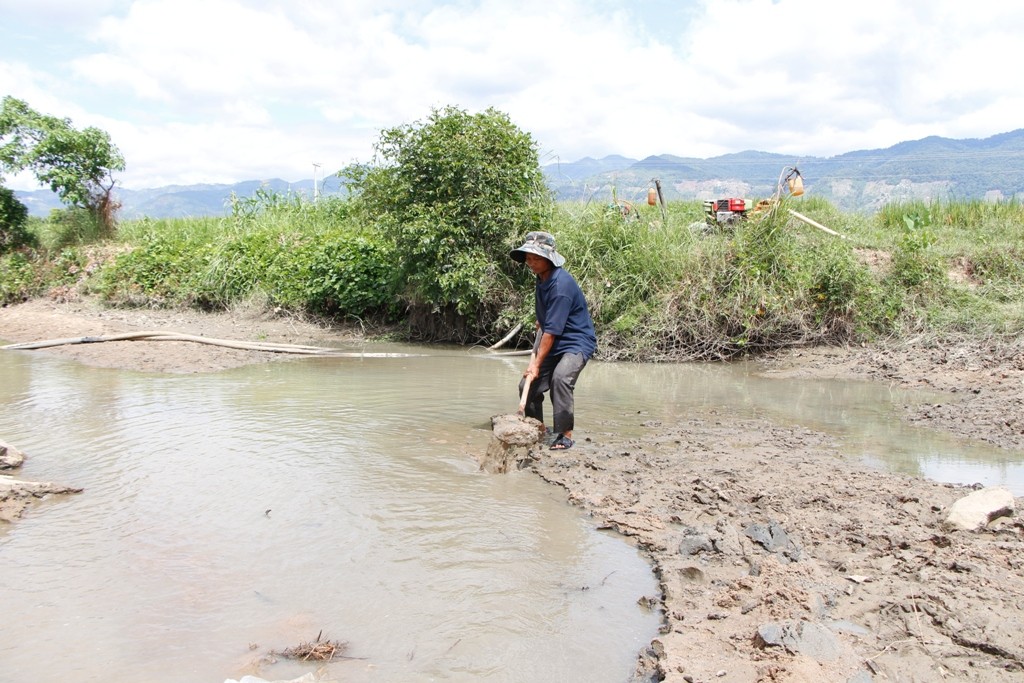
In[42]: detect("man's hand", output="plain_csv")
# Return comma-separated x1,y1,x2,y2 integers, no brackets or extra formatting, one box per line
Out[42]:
524,357,540,381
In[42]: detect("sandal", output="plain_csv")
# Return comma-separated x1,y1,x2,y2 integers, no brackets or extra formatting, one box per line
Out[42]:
550,434,574,450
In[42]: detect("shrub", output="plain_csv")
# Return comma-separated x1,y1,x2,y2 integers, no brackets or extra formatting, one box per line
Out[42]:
0,251,38,303
97,236,204,306
341,105,550,325
888,212,946,290
303,234,396,316
0,186,32,253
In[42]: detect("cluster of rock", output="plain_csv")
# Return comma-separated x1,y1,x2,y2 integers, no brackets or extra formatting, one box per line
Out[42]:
0,439,82,522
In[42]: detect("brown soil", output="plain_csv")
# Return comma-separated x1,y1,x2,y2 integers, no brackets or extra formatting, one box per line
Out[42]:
1,298,1022,682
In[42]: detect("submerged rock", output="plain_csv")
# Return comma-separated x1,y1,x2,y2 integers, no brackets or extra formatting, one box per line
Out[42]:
0,475,83,522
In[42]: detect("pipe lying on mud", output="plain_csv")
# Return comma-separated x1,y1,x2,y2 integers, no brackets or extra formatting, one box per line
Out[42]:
0,331,422,358
488,323,523,350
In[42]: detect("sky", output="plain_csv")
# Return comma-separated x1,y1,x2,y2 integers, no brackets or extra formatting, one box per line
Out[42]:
2,0,1023,191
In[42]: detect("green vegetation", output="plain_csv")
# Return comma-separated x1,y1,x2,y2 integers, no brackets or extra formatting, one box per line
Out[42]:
0,96,124,237
7,191,1022,360
340,105,550,341
3,105,1022,360
0,185,32,253
1,96,124,248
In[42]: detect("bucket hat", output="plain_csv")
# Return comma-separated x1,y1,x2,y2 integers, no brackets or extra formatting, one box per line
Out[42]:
509,231,565,268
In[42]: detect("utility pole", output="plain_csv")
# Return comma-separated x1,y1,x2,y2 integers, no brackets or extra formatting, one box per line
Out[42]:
312,162,321,203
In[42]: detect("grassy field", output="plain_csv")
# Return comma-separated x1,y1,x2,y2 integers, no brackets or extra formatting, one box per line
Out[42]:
3,193,1022,361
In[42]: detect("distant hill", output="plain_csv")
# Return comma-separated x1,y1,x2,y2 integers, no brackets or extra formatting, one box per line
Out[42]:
14,175,349,220
543,130,1024,212
13,130,1024,218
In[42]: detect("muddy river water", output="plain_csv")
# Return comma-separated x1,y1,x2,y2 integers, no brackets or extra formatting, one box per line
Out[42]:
1,345,1021,682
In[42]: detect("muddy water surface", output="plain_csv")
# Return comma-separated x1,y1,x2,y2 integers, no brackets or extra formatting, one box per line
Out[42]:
1,345,1021,683
579,358,1024,495
0,349,660,683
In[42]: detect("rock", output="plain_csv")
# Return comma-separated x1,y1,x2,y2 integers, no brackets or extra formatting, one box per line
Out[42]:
943,486,1016,531
0,439,26,470
743,520,802,561
224,674,324,683
754,620,842,661
679,566,707,583
480,414,544,474
678,525,714,556
713,518,743,554
489,413,544,446
0,475,83,522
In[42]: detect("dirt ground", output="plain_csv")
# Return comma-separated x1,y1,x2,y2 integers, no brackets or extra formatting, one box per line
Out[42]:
1,298,1022,683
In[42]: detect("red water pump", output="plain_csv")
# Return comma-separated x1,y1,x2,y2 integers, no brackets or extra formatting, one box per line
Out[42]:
703,197,749,226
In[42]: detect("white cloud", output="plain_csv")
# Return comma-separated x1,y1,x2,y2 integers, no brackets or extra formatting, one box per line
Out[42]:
0,0,129,26
2,0,1024,189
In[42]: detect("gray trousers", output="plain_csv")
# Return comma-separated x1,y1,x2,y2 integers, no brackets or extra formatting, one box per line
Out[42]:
518,352,588,435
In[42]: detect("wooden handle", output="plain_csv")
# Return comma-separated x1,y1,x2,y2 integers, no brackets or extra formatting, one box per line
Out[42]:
517,376,532,414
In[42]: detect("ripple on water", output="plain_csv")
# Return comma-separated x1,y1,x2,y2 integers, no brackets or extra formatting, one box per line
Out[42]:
0,350,660,683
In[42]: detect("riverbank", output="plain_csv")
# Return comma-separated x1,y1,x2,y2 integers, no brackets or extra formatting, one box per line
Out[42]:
1,298,1021,682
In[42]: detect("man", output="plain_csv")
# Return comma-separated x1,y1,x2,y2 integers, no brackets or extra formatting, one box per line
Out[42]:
509,231,597,450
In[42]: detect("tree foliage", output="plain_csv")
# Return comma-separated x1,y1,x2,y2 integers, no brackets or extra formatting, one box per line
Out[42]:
0,96,125,235
0,185,31,253
340,105,550,318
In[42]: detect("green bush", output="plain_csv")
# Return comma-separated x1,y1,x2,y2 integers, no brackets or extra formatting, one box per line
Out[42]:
341,105,550,323
304,234,396,316
555,202,689,331
97,235,204,306
0,251,38,303
970,244,1024,285
195,228,294,308
0,186,32,253
8,131,1024,358
804,241,879,337
34,207,108,250
888,212,946,291
96,193,398,321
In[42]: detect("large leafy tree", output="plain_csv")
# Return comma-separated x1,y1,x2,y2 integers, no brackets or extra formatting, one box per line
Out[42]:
341,105,550,328
0,96,125,235
0,185,31,253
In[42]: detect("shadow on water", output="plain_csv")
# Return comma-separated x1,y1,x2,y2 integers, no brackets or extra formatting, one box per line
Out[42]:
0,343,1021,682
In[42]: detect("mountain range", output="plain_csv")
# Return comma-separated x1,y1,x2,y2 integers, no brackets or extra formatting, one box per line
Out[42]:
13,129,1024,219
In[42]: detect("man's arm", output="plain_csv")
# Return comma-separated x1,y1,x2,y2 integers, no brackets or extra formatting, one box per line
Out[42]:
526,329,556,380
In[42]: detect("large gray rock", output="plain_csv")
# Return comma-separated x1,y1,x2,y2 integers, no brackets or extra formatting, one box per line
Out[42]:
943,486,1016,531
0,439,26,470
754,620,843,661
743,520,803,561
480,414,544,474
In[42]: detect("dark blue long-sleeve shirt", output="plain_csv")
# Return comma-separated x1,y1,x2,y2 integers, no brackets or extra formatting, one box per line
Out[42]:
535,267,597,360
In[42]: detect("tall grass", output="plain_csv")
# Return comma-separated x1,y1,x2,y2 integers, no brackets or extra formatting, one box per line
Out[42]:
7,191,1024,357
93,193,394,318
